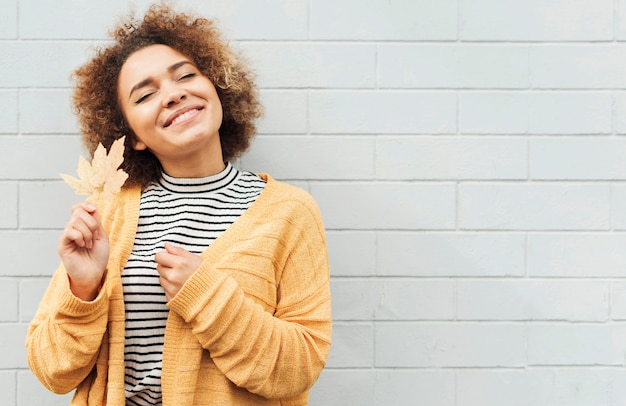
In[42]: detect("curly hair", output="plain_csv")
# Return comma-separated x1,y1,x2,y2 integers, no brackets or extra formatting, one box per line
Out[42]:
72,3,262,188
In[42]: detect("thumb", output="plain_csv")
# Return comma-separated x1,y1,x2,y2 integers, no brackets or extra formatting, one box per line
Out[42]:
163,242,190,256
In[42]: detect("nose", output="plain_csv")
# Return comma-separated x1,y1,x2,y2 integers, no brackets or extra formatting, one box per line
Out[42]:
162,84,187,107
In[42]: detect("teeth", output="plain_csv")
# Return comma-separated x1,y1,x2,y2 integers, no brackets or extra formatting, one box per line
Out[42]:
171,109,196,125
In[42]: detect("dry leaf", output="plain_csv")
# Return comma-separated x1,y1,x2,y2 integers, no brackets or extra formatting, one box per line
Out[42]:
61,136,129,199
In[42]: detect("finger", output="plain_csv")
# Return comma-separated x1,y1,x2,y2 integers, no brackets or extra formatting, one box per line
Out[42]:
64,225,90,248
70,203,106,248
155,250,177,268
155,254,172,277
158,270,178,302
70,201,97,218
89,205,106,239
60,227,85,250
163,242,189,256
65,217,97,248
155,243,188,265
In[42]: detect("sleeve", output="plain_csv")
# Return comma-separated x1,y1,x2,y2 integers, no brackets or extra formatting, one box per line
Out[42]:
25,264,109,394
168,195,332,399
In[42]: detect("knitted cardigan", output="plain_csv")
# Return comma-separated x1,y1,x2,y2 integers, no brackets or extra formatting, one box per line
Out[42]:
26,174,332,405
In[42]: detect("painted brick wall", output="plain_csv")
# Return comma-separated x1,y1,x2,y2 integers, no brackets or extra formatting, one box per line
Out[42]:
4,0,626,405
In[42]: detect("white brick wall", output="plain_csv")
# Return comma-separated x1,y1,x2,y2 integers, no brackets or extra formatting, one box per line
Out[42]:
6,0,626,405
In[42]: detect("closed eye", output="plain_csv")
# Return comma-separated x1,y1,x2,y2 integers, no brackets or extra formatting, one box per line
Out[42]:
178,72,196,81
135,92,154,104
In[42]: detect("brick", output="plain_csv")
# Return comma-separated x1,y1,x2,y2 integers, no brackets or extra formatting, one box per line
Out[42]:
18,371,73,405
378,44,454,89
325,231,376,277
612,185,626,229
528,93,612,134
310,91,456,134
531,138,626,180
460,92,612,135
614,93,626,134
377,280,455,321
457,46,527,88
615,0,626,40
528,233,626,277
0,371,16,406
20,278,52,322
326,323,373,368
332,278,454,321
309,369,375,406
457,370,552,406
460,0,613,41
195,0,309,40
19,0,136,39
0,1,17,38
0,279,19,321
531,45,626,89
459,92,529,134
256,91,307,134
377,232,525,277
459,369,626,406
241,43,376,89
240,136,375,180
458,183,610,230
311,0,456,40
375,323,525,367
544,369,626,405
379,45,528,89
0,91,18,134
0,231,59,277
456,369,626,406
0,183,18,229
374,370,455,406
457,280,609,321
310,182,456,230
528,324,626,366
611,282,626,320
0,136,83,180
0,324,28,368
0,42,90,87
20,181,101,229
331,280,380,321
376,136,527,180
19,89,77,134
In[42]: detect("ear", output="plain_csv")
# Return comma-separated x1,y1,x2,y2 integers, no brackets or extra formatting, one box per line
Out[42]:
132,137,147,151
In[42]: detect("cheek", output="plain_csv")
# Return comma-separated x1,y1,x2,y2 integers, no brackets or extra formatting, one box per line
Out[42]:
124,106,153,134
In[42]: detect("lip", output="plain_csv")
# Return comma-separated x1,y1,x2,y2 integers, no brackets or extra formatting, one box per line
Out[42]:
163,105,204,128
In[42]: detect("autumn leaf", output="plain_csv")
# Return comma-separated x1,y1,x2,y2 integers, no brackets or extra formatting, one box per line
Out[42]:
60,136,129,199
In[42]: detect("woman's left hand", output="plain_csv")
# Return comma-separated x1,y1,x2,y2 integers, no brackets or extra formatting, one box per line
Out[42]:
155,243,203,301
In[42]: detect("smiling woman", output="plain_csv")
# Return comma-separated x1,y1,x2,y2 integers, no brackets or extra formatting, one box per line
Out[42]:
118,45,225,178
25,3,332,406
72,3,262,189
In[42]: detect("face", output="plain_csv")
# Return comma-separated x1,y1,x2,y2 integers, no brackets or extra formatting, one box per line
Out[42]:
117,44,225,177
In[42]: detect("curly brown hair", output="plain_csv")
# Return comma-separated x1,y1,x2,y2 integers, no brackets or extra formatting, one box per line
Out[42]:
72,3,262,188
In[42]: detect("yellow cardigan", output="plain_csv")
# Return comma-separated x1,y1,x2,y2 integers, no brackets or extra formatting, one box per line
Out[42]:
26,174,332,405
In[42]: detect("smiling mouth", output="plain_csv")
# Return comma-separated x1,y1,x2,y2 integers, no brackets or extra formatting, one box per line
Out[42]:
164,107,203,127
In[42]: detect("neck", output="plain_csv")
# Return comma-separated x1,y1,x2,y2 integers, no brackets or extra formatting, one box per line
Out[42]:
162,158,226,178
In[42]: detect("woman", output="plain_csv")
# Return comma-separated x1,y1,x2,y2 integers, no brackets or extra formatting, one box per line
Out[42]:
26,4,332,405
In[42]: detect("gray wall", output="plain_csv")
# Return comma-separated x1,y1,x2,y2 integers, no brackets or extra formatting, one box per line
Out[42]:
3,0,626,405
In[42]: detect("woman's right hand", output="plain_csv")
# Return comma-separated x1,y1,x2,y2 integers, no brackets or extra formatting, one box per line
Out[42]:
58,201,110,301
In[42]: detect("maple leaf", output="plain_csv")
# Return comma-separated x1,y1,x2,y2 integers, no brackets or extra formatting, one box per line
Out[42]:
60,136,129,199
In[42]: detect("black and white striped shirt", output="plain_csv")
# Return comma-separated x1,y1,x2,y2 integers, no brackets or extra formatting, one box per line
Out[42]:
122,163,266,405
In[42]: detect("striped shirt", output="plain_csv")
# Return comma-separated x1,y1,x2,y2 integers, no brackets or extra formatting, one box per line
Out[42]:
122,163,266,405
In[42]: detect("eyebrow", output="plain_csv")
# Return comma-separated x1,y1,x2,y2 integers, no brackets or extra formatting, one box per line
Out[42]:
127,60,193,100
